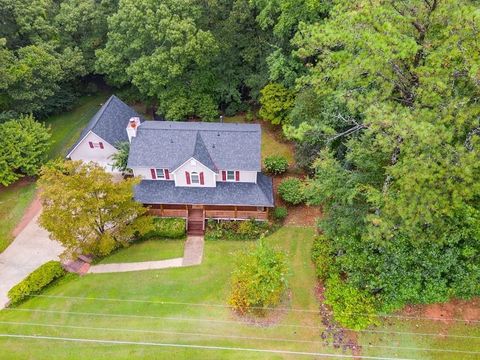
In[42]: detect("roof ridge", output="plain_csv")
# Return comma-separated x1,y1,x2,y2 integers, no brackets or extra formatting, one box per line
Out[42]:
89,95,116,130
192,131,217,171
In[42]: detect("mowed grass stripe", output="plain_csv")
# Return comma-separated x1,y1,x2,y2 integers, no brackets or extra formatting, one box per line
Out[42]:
1,320,479,355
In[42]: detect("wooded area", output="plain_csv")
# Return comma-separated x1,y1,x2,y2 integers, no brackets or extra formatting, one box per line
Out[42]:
1,0,479,328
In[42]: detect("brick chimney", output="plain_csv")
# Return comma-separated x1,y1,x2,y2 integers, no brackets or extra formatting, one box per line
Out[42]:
126,117,141,142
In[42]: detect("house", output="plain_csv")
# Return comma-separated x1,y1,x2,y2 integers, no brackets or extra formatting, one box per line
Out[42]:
67,95,143,172
68,95,274,233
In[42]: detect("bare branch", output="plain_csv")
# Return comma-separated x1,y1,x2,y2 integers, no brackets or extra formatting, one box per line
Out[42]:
465,126,480,151
327,124,366,143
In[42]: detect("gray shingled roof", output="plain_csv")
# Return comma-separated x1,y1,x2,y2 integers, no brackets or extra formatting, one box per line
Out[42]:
67,95,142,155
134,173,274,207
127,121,261,171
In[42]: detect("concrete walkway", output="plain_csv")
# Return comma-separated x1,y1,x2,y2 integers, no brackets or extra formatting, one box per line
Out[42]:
182,236,204,266
88,235,205,274
89,258,183,274
0,213,64,308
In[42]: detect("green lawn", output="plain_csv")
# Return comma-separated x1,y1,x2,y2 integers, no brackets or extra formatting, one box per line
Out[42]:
0,226,478,359
224,115,294,163
0,227,326,359
0,94,109,253
98,239,185,264
0,180,36,252
44,93,109,159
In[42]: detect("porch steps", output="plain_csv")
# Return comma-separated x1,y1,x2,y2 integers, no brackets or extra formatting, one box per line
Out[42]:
187,208,205,235
187,220,204,236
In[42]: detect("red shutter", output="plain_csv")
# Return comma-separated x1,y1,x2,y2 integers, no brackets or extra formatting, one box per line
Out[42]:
185,171,191,184
235,171,240,181
99,142,104,149
150,169,157,180
165,169,170,180
88,141,94,148
222,171,226,181
200,172,204,185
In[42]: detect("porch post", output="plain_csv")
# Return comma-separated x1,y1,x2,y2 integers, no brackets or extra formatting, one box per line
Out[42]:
234,206,238,219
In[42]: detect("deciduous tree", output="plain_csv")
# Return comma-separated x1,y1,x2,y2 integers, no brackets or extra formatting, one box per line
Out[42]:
0,115,51,186
39,160,153,258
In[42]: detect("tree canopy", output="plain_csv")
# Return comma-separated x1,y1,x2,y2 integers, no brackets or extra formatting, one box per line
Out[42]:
0,115,51,186
294,0,480,324
39,161,153,258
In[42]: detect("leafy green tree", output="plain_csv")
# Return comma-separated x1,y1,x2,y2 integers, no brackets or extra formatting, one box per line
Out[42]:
298,0,480,320
2,44,85,116
229,239,289,314
259,83,294,125
39,160,154,258
0,115,51,186
96,0,220,120
54,0,116,72
110,141,130,174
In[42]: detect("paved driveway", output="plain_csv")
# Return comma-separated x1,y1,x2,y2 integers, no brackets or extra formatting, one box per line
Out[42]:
0,212,64,308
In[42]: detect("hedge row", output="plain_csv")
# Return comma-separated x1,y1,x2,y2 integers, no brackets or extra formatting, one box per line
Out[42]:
145,217,186,239
205,219,273,241
8,261,65,305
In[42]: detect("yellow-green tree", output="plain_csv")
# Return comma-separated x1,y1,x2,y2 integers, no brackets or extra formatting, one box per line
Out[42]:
39,160,153,258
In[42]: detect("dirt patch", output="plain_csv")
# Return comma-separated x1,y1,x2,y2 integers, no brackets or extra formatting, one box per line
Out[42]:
401,297,480,324
0,177,35,195
232,290,292,327
315,282,362,357
272,176,322,227
11,191,42,237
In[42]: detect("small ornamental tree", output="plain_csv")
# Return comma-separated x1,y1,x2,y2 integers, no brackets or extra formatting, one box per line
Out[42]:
229,240,289,315
110,141,131,174
0,115,51,186
259,83,295,125
39,160,154,258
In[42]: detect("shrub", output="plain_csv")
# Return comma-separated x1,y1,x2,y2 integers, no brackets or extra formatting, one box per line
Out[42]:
205,219,272,241
264,155,289,175
311,235,333,280
8,261,65,305
146,217,186,239
272,207,288,222
324,275,378,330
229,240,289,314
278,177,305,205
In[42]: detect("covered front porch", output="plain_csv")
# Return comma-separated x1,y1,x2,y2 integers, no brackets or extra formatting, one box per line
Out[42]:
147,204,269,221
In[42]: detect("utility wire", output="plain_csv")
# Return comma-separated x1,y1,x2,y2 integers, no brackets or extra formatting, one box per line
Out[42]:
1,320,479,355
0,333,417,360
29,294,480,323
4,308,480,340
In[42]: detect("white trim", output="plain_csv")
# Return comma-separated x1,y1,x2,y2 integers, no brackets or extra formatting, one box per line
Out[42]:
170,157,216,175
225,170,236,182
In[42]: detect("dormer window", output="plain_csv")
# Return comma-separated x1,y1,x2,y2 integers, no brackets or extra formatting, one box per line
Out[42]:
191,171,200,184
150,168,170,180
155,168,165,179
226,170,235,181
222,170,239,182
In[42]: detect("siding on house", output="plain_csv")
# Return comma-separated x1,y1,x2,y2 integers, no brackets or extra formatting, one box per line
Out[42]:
133,167,173,180
171,158,216,187
69,132,118,172
215,170,257,183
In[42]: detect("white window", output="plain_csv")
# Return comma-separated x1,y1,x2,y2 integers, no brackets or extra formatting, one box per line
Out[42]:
155,169,165,179
226,170,235,181
191,171,199,184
